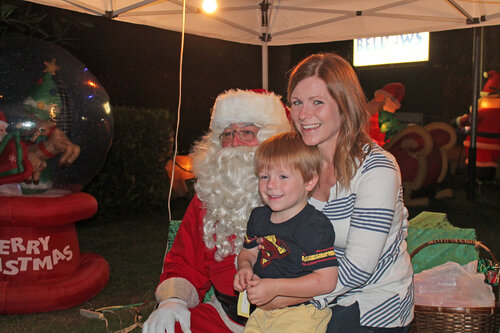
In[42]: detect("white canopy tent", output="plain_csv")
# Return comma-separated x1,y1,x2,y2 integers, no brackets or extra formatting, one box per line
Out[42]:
25,0,500,197
22,0,500,45
25,0,500,87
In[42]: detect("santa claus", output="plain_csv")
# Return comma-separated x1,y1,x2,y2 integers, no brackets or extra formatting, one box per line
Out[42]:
143,89,291,333
455,70,500,180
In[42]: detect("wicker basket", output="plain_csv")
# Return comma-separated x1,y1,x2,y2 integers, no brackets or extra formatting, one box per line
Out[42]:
410,239,500,333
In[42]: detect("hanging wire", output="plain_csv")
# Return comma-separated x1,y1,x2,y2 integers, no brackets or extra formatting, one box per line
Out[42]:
167,0,187,222
81,301,155,332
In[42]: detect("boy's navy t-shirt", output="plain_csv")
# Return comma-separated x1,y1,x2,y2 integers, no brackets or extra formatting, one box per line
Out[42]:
243,203,338,279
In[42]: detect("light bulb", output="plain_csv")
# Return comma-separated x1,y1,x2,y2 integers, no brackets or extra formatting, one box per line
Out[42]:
202,0,217,13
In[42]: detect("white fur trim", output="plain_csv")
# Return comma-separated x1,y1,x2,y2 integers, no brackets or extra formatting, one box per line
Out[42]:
463,140,500,151
210,89,290,134
155,277,200,308
0,120,7,128
206,296,245,332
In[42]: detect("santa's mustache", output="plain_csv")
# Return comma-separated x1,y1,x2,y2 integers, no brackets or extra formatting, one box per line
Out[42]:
202,146,258,208
213,145,256,165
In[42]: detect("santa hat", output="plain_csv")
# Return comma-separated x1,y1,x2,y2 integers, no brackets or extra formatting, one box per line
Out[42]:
0,111,7,128
210,89,291,136
374,83,406,110
482,70,500,95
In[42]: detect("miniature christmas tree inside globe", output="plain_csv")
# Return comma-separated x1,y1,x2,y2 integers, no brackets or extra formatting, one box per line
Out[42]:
0,37,113,195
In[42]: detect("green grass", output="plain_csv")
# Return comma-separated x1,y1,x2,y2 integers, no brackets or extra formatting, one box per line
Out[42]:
1,173,498,332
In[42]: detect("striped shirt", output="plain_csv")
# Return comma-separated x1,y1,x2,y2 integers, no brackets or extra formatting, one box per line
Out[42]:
310,144,414,328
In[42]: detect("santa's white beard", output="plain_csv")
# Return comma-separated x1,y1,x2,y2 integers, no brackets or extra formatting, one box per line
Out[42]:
193,143,262,262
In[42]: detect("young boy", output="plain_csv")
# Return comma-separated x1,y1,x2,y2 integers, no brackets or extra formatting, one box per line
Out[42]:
233,132,338,333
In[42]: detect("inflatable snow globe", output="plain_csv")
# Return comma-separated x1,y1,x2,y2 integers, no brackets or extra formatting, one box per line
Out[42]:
0,37,112,313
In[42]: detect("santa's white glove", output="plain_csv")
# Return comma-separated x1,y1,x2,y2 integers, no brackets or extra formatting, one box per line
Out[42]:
143,298,191,333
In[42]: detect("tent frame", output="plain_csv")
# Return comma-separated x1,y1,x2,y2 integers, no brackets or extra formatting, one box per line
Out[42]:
29,0,500,198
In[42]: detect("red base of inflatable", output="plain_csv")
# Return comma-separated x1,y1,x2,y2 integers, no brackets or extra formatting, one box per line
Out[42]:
0,252,109,314
0,193,109,314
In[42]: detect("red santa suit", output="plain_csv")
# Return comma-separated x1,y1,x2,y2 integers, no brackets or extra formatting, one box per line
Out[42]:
368,112,386,146
159,195,240,332
457,70,500,172
145,89,291,333
462,98,500,168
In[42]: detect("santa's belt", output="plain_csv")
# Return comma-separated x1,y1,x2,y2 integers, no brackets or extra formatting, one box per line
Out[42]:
477,131,500,139
214,288,255,326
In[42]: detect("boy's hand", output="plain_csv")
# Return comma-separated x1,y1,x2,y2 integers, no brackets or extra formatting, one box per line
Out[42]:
256,237,264,249
246,278,277,306
233,267,253,291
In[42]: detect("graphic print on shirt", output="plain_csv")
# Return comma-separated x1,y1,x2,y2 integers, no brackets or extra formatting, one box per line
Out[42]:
259,235,290,267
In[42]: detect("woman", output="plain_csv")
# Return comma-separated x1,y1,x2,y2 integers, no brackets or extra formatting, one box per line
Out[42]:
287,53,414,332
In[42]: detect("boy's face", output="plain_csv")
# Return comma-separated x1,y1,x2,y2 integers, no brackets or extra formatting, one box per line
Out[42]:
258,165,318,223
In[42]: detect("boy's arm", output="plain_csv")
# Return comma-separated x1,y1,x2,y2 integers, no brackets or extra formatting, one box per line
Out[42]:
237,247,259,270
259,295,311,310
246,266,338,306
234,247,259,291
277,266,338,297
247,275,312,310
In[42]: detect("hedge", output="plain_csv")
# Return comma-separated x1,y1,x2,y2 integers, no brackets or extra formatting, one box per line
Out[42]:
84,106,174,217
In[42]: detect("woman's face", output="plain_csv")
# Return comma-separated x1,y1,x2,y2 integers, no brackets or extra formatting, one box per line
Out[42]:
290,76,342,148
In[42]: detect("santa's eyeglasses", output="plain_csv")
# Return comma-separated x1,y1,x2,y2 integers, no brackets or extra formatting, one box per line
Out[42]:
219,130,257,143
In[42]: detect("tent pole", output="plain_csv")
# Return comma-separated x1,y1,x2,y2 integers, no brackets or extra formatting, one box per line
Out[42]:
262,42,269,90
467,26,483,200
259,0,270,90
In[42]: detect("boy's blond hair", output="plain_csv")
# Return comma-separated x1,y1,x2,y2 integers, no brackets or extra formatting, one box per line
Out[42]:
254,132,321,183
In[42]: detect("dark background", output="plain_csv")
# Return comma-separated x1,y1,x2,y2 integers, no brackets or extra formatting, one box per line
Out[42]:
11,3,500,153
